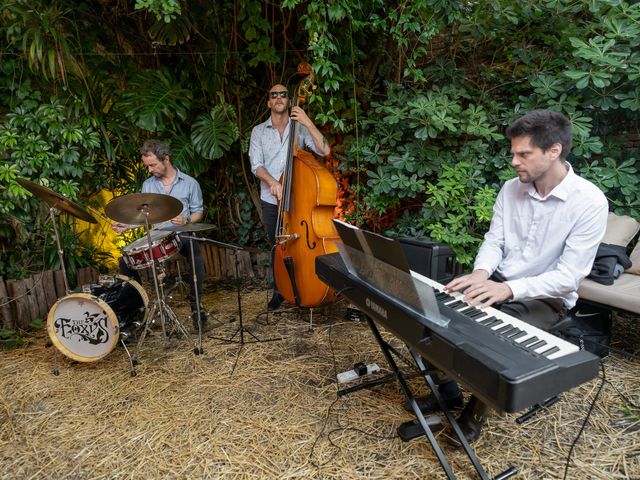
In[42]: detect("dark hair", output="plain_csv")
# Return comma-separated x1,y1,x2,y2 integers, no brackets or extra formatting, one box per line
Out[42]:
140,139,172,161
505,109,573,160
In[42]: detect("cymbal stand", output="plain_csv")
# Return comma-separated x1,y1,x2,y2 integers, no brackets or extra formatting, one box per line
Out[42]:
187,234,205,355
165,260,188,303
136,208,193,349
48,206,71,294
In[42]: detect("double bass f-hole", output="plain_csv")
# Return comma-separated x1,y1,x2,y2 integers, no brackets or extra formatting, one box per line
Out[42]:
300,220,316,250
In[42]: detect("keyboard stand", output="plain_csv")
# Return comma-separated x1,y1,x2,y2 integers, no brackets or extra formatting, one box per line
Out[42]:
364,315,517,480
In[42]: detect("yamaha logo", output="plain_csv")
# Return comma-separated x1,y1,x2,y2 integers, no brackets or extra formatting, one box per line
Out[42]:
365,297,387,319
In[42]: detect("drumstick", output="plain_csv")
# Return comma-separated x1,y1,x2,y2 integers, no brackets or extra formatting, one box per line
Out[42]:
87,206,114,224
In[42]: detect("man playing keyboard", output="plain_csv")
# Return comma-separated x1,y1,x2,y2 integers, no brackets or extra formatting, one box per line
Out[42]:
418,109,608,444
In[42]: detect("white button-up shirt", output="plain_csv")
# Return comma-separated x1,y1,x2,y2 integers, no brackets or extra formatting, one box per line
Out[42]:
249,117,325,205
474,163,608,309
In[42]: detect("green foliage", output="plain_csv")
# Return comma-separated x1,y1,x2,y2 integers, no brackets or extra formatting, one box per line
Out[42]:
234,191,262,246
135,0,182,22
0,91,105,279
118,69,193,132
1,319,44,350
418,163,497,266
148,10,194,45
337,84,504,264
191,103,240,162
0,94,100,215
622,405,640,422
579,157,640,213
0,327,24,349
2,0,80,84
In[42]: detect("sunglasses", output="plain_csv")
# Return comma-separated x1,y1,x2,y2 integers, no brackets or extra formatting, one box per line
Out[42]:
269,91,289,98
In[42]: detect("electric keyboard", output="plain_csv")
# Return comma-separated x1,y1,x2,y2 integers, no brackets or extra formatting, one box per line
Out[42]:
317,253,600,413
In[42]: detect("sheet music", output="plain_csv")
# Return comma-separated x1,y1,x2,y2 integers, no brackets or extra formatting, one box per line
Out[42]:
333,219,448,328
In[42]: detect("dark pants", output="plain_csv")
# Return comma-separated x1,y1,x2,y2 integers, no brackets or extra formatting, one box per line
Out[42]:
261,201,280,293
119,233,204,310
261,200,278,246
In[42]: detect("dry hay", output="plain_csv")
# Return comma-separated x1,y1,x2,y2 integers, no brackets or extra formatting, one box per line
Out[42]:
0,280,639,480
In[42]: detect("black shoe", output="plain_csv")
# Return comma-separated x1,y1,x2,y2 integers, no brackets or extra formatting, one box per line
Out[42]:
403,393,464,414
448,397,488,447
267,291,284,311
191,309,210,332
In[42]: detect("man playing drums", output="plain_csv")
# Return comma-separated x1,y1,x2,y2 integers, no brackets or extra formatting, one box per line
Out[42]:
112,140,208,331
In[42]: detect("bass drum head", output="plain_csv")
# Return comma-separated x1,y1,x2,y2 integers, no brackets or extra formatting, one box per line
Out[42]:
47,293,119,362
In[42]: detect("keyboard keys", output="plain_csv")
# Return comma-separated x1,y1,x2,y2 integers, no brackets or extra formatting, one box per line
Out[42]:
520,336,539,348
540,346,560,357
409,270,581,360
529,340,547,351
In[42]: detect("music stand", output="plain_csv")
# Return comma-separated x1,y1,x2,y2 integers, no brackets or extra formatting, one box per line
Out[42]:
187,236,281,374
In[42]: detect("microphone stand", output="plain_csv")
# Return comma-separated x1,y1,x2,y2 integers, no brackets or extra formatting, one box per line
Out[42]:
181,236,281,374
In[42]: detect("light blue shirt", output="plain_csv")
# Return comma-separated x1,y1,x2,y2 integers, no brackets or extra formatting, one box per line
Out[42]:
474,163,608,309
142,169,203,220
249,117,325,205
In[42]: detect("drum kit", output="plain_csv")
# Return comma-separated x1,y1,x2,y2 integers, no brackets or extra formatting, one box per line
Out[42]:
18,178,214,376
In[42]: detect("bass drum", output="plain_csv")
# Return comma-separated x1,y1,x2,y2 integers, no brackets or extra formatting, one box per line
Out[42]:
47,275,148,362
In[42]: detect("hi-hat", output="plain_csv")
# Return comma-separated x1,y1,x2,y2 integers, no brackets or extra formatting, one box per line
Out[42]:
17,178,97,223
157,223,215,233
105,192,182,225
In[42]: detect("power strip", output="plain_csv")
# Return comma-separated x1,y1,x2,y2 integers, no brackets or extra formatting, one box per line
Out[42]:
337,363,381,383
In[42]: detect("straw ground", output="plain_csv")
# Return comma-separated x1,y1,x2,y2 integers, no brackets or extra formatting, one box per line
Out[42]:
1,279,639,479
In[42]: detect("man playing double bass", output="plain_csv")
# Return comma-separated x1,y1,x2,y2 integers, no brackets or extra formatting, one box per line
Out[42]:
249,84,331,310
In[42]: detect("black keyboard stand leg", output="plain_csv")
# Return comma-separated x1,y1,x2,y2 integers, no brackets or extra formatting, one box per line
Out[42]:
364,317,459,479
410,351,491,479
337,372,397,397
516,395,561,424
411,351,517,480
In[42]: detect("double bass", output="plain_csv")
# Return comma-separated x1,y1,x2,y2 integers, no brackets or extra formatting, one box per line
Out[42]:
273,65,340,308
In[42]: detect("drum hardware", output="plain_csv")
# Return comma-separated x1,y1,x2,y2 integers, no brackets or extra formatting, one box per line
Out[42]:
188,235,204,355
106,193,194,350
157,222,216,233
188,236,282,375
17,178,97,295
163,260,189,304
157,223,217,354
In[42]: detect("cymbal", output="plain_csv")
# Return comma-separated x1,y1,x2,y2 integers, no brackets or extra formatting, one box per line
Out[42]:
105,192,183,225
17,178,97,224
157,223,215,233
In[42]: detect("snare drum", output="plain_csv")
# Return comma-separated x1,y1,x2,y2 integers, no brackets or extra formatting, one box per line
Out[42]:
121,230,181,270
47,275,148,362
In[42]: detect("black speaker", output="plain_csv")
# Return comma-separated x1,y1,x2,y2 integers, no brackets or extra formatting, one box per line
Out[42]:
397,237,457,283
